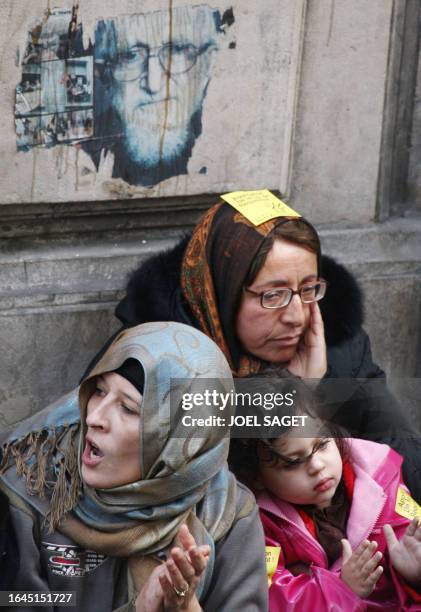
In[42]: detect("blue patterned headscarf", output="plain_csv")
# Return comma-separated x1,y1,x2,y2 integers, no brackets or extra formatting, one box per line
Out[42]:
0,322,254,598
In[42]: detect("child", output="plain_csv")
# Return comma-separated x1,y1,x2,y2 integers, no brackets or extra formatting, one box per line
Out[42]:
229,375,421,611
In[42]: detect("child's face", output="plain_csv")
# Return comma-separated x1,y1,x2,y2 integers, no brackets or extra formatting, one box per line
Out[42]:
257,436,343,509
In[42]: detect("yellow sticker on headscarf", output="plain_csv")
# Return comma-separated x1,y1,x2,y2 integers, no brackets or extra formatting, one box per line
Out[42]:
266,546,281,587
221,189,301,226
395,487,421,521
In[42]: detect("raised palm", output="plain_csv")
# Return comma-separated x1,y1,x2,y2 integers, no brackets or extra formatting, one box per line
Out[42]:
384,519,421,585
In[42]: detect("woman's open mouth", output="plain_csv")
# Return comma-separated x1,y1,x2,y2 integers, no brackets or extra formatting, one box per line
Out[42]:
82,438,104,467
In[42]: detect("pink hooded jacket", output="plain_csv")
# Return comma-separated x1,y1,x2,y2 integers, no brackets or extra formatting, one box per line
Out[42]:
258,439,421,611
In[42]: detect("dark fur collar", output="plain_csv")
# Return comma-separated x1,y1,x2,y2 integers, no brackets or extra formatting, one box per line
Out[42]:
115,236,364,348
319,254,364,346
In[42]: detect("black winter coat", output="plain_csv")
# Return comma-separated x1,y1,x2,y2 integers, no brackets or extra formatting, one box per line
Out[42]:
0,488,18,589
85,238,421,502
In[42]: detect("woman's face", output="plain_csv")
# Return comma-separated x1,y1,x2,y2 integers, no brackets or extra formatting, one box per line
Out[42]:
257,436,343,509
235,239,318,363
81,372,142,489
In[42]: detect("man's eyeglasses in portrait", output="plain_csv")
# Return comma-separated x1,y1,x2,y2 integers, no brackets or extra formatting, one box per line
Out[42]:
105,42,217,82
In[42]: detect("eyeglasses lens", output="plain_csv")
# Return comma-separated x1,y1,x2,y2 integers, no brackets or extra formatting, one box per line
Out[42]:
301,281,327,304
160,44,197,74
261,289,291,309
300,284,319,303
114,48,148,81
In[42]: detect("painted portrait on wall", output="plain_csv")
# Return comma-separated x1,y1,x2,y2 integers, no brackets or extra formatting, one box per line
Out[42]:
88,6,223,186
14,4,227,186
3,0,306,202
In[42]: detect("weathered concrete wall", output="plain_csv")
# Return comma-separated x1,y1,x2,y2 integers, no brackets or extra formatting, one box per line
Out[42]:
291,0,394,224
320,218,421,378
408,33,421,211
0,308,118,428
1,217,420,426
0,0,420,428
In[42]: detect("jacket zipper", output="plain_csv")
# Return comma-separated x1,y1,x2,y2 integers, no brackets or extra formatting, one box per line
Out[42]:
272,511,329,567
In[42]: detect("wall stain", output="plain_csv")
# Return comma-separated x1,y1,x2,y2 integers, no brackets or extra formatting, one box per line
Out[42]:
103,178,149,199
30,147,38,201
159,0,174,163
66,3,79,59
221,8,235,28
327,0,335,47
55,142,70,180
75,145,80,191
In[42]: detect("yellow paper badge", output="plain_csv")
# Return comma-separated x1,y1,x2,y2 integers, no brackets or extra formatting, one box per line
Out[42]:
265,546,281,587
221,189,301,226
395,487,421,521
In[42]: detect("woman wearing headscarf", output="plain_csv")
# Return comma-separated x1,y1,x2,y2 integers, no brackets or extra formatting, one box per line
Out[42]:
0,322,267,611
89,193,421,503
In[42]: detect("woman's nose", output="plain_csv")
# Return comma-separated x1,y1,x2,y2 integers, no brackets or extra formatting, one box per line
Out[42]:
86,398,110,430
279,293,305,326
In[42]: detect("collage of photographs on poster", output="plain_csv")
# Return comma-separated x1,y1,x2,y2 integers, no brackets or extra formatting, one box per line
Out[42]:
15,7,93,151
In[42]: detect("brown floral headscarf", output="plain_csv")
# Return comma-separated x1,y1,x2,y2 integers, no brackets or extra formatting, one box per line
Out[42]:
181,202,320,376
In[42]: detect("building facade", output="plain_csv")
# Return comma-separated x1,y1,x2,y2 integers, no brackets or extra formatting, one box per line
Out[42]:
0,0,420,425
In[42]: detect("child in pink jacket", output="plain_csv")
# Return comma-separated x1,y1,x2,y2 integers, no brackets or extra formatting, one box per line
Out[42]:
229,378,421,611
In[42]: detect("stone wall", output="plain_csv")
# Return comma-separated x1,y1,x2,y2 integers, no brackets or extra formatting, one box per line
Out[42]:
0,0,420,428
408,20,421,211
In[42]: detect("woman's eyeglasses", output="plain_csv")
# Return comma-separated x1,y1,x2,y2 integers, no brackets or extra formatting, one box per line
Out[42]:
244,279,327,309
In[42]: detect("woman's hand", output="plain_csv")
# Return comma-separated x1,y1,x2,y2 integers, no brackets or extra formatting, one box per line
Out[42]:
287,302,327,380
135,524,210,612
340,539,383,598
384,519,421,585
